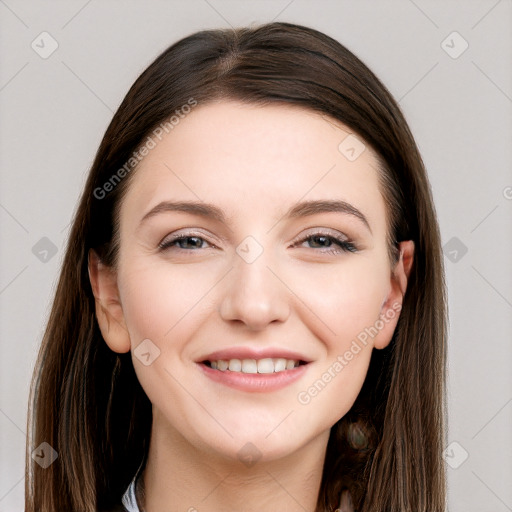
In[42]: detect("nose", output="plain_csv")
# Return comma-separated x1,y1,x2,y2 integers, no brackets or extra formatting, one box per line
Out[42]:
218,250,290,331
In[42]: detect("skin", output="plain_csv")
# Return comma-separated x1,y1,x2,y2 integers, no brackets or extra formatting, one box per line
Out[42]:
89,100,414,512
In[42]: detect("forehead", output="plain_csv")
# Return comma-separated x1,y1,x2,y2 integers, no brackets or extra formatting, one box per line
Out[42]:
120,100,386,233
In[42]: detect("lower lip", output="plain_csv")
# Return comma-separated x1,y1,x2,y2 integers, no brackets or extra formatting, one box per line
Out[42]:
197,363,308,392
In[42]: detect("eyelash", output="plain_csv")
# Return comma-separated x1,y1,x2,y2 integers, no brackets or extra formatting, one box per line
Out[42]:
158,230,357,255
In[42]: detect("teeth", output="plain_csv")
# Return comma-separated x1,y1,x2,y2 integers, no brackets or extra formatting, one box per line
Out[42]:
286,359,296,370
274,358,287,372
217,360,229,371
228,359,242,371
207,358,301,373
242,359,258,373
257,358,274,374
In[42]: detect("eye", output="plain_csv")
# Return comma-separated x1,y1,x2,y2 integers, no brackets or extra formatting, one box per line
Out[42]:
292,230,357,255
158,232,214,251
157,230,357,255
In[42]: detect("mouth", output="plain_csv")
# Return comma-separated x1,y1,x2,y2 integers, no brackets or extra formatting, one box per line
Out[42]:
201,358,308,374
196,348,312,392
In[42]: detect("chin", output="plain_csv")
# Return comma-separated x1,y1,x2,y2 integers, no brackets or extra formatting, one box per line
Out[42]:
188,415,324,466
209,435,305,466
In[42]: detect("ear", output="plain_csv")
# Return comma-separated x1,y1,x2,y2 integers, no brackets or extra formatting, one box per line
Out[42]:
88,249,131,353
373,240,415,350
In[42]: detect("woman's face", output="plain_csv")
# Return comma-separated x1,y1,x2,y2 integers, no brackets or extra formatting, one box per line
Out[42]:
98,100,407,462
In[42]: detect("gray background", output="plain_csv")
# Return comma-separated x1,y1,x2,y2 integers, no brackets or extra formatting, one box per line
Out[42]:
0,1,511,510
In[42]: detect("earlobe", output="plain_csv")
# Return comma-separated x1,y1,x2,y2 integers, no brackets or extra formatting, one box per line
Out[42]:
88,249,131,353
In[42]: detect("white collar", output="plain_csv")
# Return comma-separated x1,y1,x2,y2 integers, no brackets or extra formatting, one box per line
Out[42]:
121,473,141,512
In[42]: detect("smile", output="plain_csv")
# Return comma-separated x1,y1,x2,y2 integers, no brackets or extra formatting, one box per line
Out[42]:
204,358,304,374
198,359,310,393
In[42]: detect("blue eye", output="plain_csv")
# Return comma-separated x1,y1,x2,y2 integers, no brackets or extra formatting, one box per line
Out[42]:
158,235,211,251
158,231,357,255
294,232,357,254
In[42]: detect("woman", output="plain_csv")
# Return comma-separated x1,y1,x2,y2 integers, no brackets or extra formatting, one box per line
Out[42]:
25,22,447,512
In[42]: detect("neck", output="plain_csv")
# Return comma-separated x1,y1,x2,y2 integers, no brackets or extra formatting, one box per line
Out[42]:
140,409,330,512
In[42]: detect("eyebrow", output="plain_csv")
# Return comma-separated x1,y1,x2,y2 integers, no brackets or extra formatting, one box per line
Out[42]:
138,199,372,233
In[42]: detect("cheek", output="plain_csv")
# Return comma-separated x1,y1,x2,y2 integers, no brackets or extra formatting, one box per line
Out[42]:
290,259,389,422
281,255,390,349
116,258,218,418
118,257,220,344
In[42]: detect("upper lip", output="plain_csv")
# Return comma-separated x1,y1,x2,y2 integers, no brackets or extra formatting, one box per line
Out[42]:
197,347,312,363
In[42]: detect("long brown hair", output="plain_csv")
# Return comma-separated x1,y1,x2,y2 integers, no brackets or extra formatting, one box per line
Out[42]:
25,22,447,512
